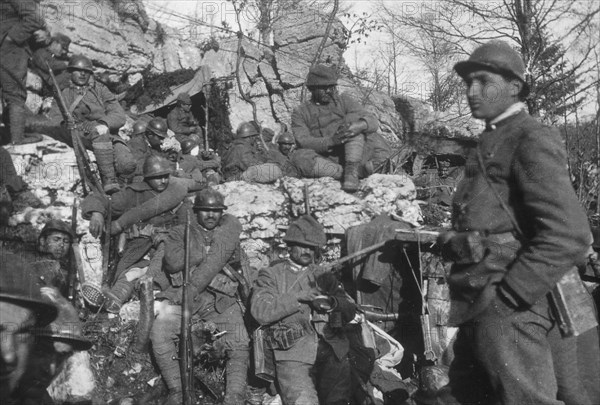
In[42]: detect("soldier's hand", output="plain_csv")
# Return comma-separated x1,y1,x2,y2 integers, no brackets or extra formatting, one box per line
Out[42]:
152,232,168,246
95,125,109,136
89,212,105,238
201,150,215,160
296,289,319,303
80,121,99,134
110,221,123,236
330,130,350,147
342,120,368,138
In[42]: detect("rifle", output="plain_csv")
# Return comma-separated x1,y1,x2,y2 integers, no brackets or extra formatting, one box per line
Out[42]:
303,183,310,216
45,61,103,196
203,83,209,151
68,198,87,303
180,210,194,404
101,197,112,287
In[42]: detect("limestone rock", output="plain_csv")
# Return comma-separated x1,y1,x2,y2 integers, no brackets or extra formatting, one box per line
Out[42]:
47,351,95,402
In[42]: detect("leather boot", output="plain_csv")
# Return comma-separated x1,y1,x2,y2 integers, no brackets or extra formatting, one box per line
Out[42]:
8,105,42,145
223,349,249,405
92,141,120,194
342,162,360,192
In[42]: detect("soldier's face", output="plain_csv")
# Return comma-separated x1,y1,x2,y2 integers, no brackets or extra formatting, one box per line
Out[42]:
310,86,336,105
146,133,163,149
465,70,521,121
70,69,91,87
39,231,71,260
180,102,192,112
278,142,295,156
289,244,316,266
0,302,36,400
146,174,170,192
196,209,223,230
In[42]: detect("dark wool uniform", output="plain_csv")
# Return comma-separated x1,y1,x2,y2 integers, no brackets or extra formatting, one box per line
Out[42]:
291,92,389,173
127,133,168,178
167,105,203,143
0,146,23,192
251,261,357,405
0,0,46,143
266,148,343,179
151,214,249,404
222,138,268,180
444,108,600,405
81,177,200,304
30,46,69,93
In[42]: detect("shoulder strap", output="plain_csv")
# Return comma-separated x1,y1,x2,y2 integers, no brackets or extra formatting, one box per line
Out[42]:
68,92,87,115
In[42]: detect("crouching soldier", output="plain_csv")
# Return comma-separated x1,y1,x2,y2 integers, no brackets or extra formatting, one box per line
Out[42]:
34,54,136,193
251,215,357,405
81,156,204,313
151,189,249,405
292,64,390,192
268,132,343,179
222,122,282,183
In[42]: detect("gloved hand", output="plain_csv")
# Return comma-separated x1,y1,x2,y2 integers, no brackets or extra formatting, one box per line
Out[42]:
89,212,105,238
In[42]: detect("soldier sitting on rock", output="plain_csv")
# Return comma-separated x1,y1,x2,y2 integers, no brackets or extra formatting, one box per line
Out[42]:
152,188,249,405
251,215,357,405
32,54,136,193
267,131,343,179
222,121,282,183
167,92,203,145
291,64,390,192
81,155,205,313
30,33,71,94
177,138,221,184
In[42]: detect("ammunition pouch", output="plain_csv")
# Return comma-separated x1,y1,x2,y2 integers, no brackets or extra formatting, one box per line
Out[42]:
124,223,172,240
265,323,307,350
252,327,276,382
207,271,239,297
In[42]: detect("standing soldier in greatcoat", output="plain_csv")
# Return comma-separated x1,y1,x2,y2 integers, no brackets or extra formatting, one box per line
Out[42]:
151,188,249,405
436,40,600,405
0,0,49,145
81,156,204,313
291,64,390,192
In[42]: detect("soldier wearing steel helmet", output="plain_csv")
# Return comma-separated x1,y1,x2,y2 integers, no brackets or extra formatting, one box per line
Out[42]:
167,92,203,145
152,188,249,405
80,155,205,313
434,40,600,405
177,137,222,184
222,121,282,183
37,54,136,193
128,117,171,179
267,131,343,179
251,215,358,405
291,64,390,192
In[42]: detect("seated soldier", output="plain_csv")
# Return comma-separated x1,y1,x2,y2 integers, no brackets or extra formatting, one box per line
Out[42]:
251,215,357,405
32,54,136,193
167,92,203,144
81,156,205,313
222,122,282,183
129,118,170,179
268,131,343,179
291,64,390,192
151,189,249,405
178,138,221,184
30,33,71,94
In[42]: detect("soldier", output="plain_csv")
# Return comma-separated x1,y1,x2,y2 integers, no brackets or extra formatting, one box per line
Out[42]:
30,33,71,94
251,215,357,405
0,253,58,401
291,64,390,192
0,146,24,224
129,118,169,178
268,131,343,179
35,54,136,193
0,0,49,145
222,122,282,183
81,155,204,313
167,92,203,144
178,138,221,184
151,188,249,405
414,155,464,206
437,40,600,405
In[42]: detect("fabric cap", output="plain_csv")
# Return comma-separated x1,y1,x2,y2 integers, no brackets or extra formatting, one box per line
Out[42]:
40,219,74,240
283,215,326,248
306,64,338,87
177,92,192,104
51,33,71,48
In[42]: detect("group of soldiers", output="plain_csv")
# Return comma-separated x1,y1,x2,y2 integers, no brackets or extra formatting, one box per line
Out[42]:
2,0,599,404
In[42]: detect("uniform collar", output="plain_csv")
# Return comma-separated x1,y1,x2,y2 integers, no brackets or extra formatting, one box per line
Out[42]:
486,102,527,130
287,259,307,273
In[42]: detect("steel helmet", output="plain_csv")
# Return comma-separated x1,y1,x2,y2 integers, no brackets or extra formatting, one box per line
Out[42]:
67,54,94,73
180,138,199,155
142,155,171,179
277,132,296,145
39,219,74,240
283,215,326,248
0,254,58,326
454,40,529,96
235,122,259,139
132,120,147,136
146,118,168,138
193,188,227,210
306,64,338,87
